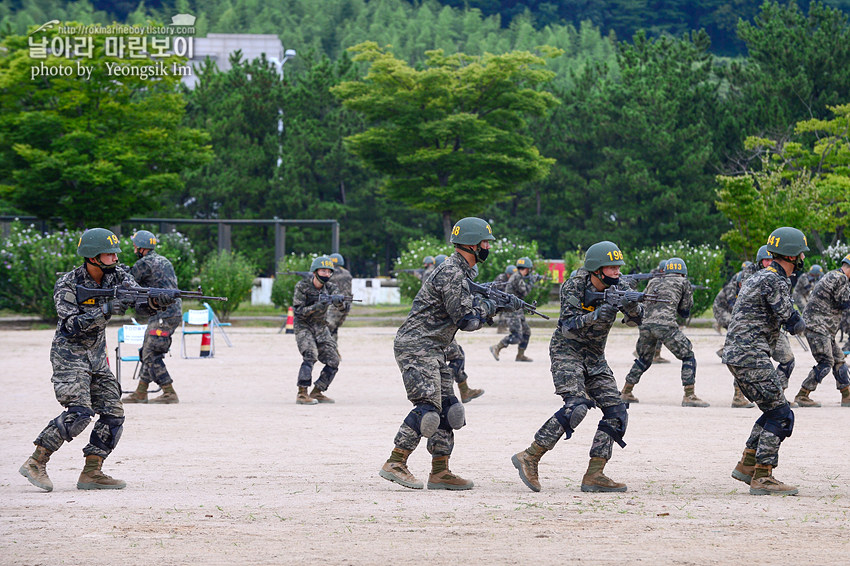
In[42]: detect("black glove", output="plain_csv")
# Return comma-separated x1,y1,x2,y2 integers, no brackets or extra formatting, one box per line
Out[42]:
151,291,176,309
476,297,497,318
784,311,806,335
677,308,691,319
594,303,618,323
318,294,333,305
507,294,524,312
331,294,345,306
101,300,122,316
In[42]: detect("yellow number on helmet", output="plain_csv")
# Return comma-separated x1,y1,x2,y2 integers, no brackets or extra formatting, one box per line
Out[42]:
486,224,492,234
452,226,460,236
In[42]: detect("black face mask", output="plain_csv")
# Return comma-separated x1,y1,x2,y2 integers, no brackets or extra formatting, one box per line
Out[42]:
598,271,619,287
135,251,145,260
460,245,489,263
316,274,331,284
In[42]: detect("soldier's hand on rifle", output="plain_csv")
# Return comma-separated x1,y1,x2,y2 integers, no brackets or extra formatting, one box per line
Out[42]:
594,303,618,323
331,294,345,306
784,311,806,335
101,300,124,316
475,297,497,318
318,294,333,305
150,291,176,309
506,294,524,312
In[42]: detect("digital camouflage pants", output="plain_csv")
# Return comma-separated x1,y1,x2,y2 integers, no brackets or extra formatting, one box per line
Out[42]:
138,316,181,386
801,330,848,392
625,323,695,386
727,364,791,467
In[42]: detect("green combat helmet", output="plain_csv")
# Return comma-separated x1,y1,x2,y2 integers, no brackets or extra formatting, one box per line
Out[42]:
131,230,157,249
809,264,823,276
516,257,533,270
450,217,494,245
423,256,435,266
584,241,625,272
435,254,448,266
766,227,809,257
665,257,687,275
506,265,518,275
756,245,771,264
310,256,336,272
657,259,667,271
329,253,345,267
77,228,121,258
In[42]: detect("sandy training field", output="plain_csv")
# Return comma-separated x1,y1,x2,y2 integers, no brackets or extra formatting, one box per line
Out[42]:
2,322,849,565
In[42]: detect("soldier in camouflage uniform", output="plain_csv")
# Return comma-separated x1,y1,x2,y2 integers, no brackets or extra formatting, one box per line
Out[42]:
326,253,353,341
19,228,175,492
621,257,708,407
713,273,740,333
122,230,183,404
490,257,534,362
293,256,347,405
512,241,643,493
494,264,517,333
792,264,824,309
794,254,850,407
725,227,808,496
419,256,435,282
380,218,521,491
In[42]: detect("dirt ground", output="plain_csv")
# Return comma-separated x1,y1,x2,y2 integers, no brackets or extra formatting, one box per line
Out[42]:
2,321,849,565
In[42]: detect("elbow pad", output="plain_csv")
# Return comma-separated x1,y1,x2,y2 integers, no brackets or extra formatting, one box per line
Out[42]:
677,308,690,319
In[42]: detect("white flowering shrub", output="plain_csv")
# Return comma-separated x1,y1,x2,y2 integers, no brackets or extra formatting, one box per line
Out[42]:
394,236,551,306
822,241,850,270
628,241,726,317
0,222,82,319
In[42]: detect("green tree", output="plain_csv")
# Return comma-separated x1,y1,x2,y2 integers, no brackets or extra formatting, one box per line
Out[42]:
0,25,212,227
332,42,558,241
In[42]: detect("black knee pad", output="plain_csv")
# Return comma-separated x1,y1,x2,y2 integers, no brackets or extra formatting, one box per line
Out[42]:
439,395,465,431
403,403,440,438
90,415,125,451
553,396,596,439
812,361,830,384
755,403,794,440
598,403,628,448
834,364,850,387
777,359,794,381
54,405,95,442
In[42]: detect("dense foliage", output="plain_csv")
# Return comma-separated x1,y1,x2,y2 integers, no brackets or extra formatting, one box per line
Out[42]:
198,250,256,320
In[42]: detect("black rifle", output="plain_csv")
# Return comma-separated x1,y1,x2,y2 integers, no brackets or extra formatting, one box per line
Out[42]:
622,272,709,290
278,271,313,278
76,280,227,305
467,279,550,320
584,287,670,309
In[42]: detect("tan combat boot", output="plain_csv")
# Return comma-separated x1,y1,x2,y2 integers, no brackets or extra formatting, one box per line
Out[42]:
379,448,423,489
296,386,318,405
682,385,709,407
794,388,821,408
580,457,627,492
19,445,54,492
122,380,149,403
77,455,126,490
749,464,798,496
732,384,755,408
731,448,756,484
515,348,533,362
511,442,547,492
427,456,474,490
309,386,335,404
840,386,850,407
457,380,484,403
620,383,639,403
149,383,179,404
489,343,505,361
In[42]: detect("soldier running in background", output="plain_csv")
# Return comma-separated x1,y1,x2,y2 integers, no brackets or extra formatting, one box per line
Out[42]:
379,218,522,491
494,264,517,333
794,254,850,408
621,257,708,407
511,241,642,493
725,227,807,496
293,256,347,405
122,230,183,404
326,253,353,341
792,264,824,309
490,257,534,362
20,228,175,492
